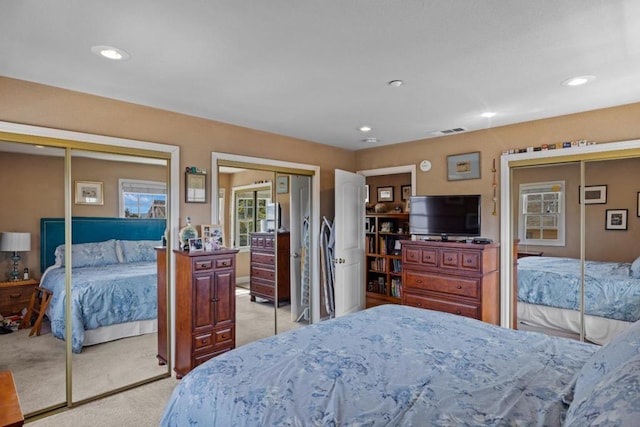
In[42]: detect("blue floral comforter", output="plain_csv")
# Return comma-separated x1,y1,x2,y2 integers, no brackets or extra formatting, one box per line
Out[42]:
518,256,640,322
161,305,596,426
41,262,157,353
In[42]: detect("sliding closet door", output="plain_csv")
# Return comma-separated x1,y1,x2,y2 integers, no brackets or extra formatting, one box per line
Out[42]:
70,149,169,403
0,142,66,416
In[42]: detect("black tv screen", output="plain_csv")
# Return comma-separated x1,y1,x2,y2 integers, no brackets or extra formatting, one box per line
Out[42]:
409,195,481,237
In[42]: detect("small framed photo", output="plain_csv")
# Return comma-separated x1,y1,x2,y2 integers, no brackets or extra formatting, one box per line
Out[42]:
201,224,224,249
365,184,370,204
188,237,204,252
447,151,481,181
605,209,628,230
75,181,104,205
185,171,207,203
276,176,289,194
579,185,607,204
401,185,412,201
377,186,394,202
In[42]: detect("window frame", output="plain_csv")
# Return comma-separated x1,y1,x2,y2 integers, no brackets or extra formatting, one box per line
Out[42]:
231,182,272,250
518,180,566,246
118,178,167,219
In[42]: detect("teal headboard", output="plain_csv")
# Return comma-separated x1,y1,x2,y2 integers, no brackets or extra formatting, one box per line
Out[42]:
40,217,166,273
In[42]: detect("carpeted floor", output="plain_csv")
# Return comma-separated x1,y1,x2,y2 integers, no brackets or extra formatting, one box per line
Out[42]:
4,288,305,424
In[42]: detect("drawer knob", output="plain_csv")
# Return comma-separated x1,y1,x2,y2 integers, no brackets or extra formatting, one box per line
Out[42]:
417,279,423,284
201,339,208,344
457,285,462,289
447,257,453,261
456,310,462,315
211,297,219,303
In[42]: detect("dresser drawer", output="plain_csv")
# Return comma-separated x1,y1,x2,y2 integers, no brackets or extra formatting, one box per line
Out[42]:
0,283,37,316
439,250,482,272
250,280,275,298
404,293,480,319
214,327,234,346
405,272,479,299
251,251,274,265
192,348,230,368
404,247,437,266
251,265,275,281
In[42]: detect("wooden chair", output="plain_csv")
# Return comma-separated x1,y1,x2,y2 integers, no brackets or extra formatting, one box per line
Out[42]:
19,287,53,337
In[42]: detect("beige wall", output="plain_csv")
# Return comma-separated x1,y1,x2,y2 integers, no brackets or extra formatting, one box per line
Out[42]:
512,158,640,263
355,103,640,243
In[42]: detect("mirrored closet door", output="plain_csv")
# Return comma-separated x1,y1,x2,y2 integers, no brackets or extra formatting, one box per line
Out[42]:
510,148,640,346
0,130,174,419
0,141,67,416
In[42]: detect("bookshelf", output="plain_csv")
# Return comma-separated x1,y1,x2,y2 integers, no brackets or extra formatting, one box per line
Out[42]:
365,212,410,307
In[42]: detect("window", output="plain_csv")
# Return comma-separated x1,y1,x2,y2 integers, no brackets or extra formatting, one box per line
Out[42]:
519,181,565,246
119,179,167,218
232,184,271,248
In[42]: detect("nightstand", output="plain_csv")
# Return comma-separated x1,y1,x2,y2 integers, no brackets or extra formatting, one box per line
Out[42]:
0,279,39,317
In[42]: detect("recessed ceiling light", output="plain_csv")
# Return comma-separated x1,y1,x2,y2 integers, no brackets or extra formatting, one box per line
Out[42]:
561,75,596,87
388,80,404,87
359,126,372,132
91,45,131,61
363,137,378,143
35,145,45,149
480,112,497,118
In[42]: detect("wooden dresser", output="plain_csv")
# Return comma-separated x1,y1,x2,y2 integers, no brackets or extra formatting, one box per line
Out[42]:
0,279,39,317
249,232,290,307
173,248,238,379
401,240,500,325
0,371,23,427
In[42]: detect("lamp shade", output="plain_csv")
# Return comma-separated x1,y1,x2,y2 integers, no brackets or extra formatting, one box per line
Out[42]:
0,232,32,252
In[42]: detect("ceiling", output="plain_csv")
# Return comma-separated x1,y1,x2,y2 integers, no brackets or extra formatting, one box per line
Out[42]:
2,1,640,151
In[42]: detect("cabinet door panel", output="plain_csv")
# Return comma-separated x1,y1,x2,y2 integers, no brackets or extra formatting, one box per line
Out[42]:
215,269,234,325
193,274,214,330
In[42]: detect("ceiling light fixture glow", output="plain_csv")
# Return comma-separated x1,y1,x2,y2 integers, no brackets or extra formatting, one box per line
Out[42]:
480,112,497,118
363,137,378,143
388,80,404,87
359,126,372,132
91,45,131,61
561,75,596,87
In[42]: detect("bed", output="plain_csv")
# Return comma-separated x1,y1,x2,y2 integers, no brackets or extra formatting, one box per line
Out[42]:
517,255,640,344
160,304,640,426
39,217,165,353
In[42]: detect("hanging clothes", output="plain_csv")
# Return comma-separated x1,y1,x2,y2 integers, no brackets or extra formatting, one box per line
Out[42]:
320,216,335,317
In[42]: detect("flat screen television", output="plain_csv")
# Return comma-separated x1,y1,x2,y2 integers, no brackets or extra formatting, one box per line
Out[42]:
409,195,481,239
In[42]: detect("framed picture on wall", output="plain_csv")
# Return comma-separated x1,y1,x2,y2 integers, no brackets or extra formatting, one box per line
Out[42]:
185,171,206,203
377,186,394,202
579,185,607,204
401,185,412,201
605,209,628,230
75,181,104,205
447,151,481,181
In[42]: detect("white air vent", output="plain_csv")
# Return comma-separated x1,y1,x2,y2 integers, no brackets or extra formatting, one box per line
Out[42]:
431,127,467,136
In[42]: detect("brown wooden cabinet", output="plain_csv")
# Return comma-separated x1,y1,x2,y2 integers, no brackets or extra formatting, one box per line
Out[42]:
365,213,409,308
0,279,39,317
173,248,238,379
249,232,290,307
401,240,500,325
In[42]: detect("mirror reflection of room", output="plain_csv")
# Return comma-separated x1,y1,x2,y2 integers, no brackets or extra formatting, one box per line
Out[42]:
0,142,170,416
513,157,640,346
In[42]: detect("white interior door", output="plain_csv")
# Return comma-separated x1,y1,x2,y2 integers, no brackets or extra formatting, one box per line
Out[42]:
334,169,365,316
289,174,310,322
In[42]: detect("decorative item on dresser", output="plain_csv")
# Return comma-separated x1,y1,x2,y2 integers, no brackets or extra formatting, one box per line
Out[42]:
401,240,500,325
365,212,409,308
172,248,238,379
249,232,290,307
0,279,39,318
0,232,31,282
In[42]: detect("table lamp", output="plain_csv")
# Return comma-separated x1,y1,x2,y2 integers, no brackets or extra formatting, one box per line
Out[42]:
0,232,32,281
